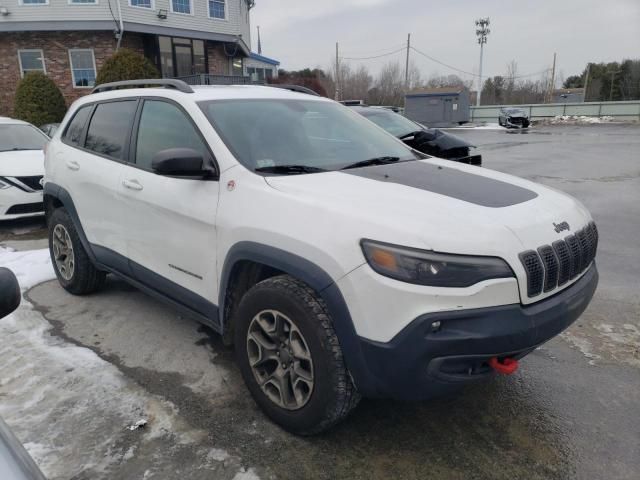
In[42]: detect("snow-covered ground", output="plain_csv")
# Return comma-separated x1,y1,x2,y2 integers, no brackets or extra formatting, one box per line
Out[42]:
0,247,257,479
547,115,615,124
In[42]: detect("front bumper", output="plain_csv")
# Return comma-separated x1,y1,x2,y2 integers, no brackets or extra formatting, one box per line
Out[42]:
504,116,530,128
350,263,598,400
0,189,44,220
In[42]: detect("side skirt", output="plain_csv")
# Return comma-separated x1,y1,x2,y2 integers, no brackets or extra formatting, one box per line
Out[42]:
93,245,221,334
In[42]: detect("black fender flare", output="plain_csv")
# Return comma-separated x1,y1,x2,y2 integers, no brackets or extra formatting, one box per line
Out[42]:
219,241,373,394
44,182,98,264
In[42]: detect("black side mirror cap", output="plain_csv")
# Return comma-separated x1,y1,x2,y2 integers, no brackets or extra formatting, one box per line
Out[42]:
151,148,210,177
0,268,21,320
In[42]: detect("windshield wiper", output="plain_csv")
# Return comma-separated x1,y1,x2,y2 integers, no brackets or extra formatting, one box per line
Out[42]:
340,156,400,170
255,165,327,175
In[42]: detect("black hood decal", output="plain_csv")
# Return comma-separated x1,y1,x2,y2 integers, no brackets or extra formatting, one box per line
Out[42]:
342,161,538,208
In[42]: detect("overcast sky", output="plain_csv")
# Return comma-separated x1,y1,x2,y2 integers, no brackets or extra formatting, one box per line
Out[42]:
251,0,640,85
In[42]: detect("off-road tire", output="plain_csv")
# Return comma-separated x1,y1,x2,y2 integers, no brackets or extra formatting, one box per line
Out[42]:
234,274,360,435
48,208,106,295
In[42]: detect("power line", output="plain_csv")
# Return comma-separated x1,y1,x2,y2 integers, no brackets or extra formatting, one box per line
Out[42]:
340,43,406,57
410,46,478,77
410,46,550,80
342,47,406,61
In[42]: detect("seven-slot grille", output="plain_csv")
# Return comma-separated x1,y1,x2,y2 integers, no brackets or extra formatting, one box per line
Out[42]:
519,222,598,298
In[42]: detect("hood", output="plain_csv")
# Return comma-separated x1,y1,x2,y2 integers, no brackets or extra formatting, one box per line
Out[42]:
0,150,45,177
421,128,475,150
264,158,591,293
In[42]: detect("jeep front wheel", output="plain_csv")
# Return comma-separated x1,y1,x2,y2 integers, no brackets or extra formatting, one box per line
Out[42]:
49,208,106,295
234,275,360,435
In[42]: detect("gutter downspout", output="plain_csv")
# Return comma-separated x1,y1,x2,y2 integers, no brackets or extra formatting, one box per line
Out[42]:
115,0,124,50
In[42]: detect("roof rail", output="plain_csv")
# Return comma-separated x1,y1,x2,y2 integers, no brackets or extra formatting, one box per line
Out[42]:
268,84,320,96
91,79,194,94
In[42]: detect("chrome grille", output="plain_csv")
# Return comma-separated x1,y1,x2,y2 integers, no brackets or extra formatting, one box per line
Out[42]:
520,222,598,298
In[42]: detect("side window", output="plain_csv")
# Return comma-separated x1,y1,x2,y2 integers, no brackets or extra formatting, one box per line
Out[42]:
63,105,92,146
134,100,210,171
85,101,137,160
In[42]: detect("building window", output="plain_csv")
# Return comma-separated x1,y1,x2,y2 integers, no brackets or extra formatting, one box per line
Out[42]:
247,67,274,82
129,0,152,8
18,50,46,77
69,49,97,88
69,0,98,4
208,0,225,19
171,0,192,14
19,0,49,5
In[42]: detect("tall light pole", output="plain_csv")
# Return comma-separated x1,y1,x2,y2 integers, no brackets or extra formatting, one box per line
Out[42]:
475,17,490,106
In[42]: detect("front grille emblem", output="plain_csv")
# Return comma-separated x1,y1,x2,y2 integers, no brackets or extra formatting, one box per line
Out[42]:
553,221,570,233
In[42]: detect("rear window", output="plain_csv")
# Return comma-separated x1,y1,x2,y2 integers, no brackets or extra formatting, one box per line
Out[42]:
63,105,92,146
85,101,137,160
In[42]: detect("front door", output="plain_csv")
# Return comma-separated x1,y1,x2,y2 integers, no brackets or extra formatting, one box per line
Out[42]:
118,99,219,317
158,36,207,78
174,39,193,76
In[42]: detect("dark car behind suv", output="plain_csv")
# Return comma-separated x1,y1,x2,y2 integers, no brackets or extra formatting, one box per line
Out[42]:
350,105,482,165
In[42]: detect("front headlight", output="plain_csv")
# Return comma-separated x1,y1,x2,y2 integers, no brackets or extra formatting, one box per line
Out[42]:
361,239,514,287
0,178,12,190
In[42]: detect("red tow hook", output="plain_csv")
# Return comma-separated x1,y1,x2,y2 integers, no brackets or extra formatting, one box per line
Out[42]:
488,357,519,375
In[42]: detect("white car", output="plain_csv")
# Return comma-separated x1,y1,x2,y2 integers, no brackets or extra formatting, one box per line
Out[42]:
44,80,599,435
0,117,48,220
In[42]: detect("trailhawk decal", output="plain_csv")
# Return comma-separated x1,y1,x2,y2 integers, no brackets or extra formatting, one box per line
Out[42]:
342,161,538,208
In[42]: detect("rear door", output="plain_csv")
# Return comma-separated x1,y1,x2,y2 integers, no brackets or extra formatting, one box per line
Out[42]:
118,98,219,314
57,99,138,270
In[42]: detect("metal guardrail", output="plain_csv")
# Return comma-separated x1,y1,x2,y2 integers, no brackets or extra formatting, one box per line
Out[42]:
470,100,640,122
175,74,263,86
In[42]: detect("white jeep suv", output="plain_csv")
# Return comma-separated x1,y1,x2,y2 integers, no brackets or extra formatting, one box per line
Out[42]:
44,80,598,435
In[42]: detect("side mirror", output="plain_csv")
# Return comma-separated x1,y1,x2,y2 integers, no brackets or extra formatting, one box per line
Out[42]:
0,268,21,320
151,148,209,177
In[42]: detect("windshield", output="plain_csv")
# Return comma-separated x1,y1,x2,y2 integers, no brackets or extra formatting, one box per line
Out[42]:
0,124,48,152
199,99,418,172
358,108,421,138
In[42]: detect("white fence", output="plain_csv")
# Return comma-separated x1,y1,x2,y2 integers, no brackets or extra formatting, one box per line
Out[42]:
470,101,640,123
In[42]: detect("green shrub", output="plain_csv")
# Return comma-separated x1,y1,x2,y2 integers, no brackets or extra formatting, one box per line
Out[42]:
13,72,67,126
95,49,159,86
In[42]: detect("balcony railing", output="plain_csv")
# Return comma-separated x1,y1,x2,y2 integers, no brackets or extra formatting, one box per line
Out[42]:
175,74,264,86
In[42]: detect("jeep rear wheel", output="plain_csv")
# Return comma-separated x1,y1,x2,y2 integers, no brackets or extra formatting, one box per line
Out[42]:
48,208,106,295
234,275,360,435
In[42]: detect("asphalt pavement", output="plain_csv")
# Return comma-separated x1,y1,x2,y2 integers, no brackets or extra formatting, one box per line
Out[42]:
1,123,638,480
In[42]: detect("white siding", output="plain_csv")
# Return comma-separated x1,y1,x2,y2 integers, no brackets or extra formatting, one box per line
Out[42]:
0,0,251,42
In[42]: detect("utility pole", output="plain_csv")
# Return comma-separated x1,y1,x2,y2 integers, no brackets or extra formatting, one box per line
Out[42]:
609,69,621,101
475,18,490,107
547,52,557,103
583,63,591,102
335,42,340,101
404,33,411,91
257,25,262,54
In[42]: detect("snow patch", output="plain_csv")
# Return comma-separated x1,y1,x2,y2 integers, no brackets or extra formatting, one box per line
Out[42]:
0,247,55,291
549,115,614,124
206,448,231,462
560,332,601,365
233,467,261,480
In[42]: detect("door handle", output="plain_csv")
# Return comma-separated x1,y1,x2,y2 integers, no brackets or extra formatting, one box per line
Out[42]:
65,160,80,171
122,179,144,191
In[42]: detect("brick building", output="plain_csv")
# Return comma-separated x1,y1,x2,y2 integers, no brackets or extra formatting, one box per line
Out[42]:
0,0,256,116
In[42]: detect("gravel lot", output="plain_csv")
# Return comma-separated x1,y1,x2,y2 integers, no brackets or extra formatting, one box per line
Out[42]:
1,123,639,480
